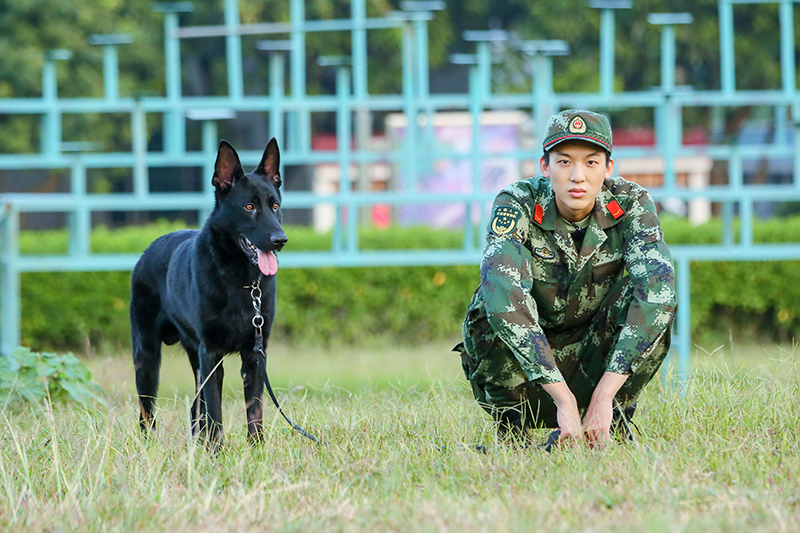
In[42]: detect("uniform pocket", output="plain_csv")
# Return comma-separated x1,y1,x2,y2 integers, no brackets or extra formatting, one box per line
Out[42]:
531,260,561,284
592,259,623,285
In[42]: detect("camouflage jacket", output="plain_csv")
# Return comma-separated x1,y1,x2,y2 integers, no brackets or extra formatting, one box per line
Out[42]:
465,175,677,385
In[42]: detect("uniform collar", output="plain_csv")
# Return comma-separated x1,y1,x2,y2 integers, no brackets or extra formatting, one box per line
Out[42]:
531,180,626,231
593,182,627,229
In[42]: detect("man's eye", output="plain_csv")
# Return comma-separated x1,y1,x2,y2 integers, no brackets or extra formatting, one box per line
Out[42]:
272,203,280,211
245,203,255,211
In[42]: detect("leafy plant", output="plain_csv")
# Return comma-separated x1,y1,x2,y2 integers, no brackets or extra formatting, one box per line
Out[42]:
0,347,105,408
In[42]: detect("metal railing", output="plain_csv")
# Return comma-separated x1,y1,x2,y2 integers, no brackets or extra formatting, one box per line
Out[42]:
1,0,799,381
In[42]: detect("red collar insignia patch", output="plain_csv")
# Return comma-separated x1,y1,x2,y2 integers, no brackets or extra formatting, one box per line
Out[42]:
534,203,544,224
606,200,625,219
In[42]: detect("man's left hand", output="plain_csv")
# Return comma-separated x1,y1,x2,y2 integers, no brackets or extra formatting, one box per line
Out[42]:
583,372,629,446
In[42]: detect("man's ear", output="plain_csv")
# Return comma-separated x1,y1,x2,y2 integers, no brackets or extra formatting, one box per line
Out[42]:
605,158,615,179
212,140,244,192
539,156,550,178
255,137,282,188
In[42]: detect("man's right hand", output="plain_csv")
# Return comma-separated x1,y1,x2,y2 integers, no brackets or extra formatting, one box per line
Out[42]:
541,381,584,444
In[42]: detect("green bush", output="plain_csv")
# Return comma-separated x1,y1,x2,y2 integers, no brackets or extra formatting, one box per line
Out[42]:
0,347,105,408
12,217,800,351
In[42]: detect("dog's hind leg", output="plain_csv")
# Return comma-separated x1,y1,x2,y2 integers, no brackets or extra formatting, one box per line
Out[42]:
241,351,265,443
198,346,225,451
132,337,162,432
187,348,208,438
131,284,169,432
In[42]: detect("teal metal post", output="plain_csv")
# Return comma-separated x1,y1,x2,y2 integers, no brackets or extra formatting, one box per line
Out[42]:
660,24,675,93
351,0,371,224
532,52,555,143
476,41,491,98
719,0,735,95
201,121,218,183
401,21,418,192
41,51,70,156
779,0,798,191
289,0,310,155
660,23,676,190
158,5,189,156
465,62,483,251
336,66,356,254
68,155,90,257
463,32,507,246
649,13,692,191
89,34,133,101
132,98,149,200
224,0,244,101
520,40,566,146
414,15,435,148
532,53,548,146
351,0,368,101
779,0,796,96
0,207,20,356
201,119,219,223
740,197,753,249
775,106,788,146
186,107,234,221
590,1,631,96
723,149,742,245
599,8,615,97
269,52,285,141
676,256,690,383
722,203,735,246
102,45,120,100
794,104,800,188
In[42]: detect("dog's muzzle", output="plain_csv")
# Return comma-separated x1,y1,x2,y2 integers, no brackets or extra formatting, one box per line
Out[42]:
238,236,260,265
238,235,279,276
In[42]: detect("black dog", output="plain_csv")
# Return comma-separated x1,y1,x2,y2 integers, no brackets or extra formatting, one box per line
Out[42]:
130,138,286,449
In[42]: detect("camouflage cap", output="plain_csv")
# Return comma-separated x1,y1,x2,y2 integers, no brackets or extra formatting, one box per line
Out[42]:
542,109,612,153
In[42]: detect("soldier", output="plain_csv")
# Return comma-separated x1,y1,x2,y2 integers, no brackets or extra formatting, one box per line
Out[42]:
455,109,676,447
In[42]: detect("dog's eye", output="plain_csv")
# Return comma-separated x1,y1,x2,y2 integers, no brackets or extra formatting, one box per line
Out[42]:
272,203,279,211
245,203,255,211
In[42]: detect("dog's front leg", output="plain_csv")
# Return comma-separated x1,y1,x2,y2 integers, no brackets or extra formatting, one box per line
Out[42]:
198,346,225,452
241,351,265,442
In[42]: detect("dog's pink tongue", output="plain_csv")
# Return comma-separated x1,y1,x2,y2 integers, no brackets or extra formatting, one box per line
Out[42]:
257,249,278,276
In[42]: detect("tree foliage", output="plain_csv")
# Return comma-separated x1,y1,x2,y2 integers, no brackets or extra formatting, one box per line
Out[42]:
0,0,796,150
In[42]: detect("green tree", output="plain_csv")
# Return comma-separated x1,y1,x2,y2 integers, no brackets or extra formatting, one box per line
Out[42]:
0,0,165,154
1,0,795,152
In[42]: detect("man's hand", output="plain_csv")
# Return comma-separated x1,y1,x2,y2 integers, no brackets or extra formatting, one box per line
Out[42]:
583,372,629,446
541,381,583,445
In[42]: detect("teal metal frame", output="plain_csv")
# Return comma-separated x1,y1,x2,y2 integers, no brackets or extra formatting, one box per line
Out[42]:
1,0,800,380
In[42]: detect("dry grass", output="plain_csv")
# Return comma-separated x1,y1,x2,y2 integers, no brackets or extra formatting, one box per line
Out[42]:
1,341,798,532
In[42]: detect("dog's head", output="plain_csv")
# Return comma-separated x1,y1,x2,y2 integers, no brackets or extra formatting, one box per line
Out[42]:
211,138,287,276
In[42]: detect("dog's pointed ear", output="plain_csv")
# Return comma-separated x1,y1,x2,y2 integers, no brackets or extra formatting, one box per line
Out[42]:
255,137,281,188
212,140,244,193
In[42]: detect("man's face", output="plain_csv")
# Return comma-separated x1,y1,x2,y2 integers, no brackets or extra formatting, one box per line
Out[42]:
540,142,614,222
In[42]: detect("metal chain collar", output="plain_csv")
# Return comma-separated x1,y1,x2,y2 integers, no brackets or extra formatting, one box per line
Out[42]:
249,277,264,354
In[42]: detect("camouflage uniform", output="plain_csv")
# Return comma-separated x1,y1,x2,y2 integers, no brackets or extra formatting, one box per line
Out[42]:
457,173,677,429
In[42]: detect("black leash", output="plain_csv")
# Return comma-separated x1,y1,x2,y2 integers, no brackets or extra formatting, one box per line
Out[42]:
247,277,324,445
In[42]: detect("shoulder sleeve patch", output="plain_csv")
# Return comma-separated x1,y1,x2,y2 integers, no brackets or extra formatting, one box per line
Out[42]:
606,200,625,219
490,205,522,236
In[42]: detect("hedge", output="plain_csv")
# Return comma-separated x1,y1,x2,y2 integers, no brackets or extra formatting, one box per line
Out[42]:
12,216,800,351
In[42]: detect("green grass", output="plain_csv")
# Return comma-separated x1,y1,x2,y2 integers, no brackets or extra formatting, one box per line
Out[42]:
1,342,799,532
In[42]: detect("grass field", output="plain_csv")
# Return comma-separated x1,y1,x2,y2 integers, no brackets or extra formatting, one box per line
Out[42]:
1,340,799,532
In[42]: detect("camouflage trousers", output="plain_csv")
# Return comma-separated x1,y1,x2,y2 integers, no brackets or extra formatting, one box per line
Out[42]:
456,277,674,429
